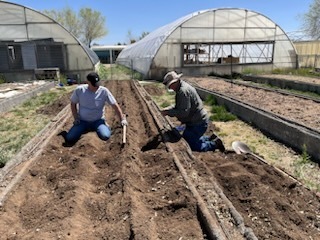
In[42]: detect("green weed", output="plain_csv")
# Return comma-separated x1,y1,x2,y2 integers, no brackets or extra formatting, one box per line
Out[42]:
209,105,237,122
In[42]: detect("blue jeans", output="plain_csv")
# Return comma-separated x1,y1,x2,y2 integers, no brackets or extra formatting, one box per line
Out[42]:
182,121,216,152
66,119,111,143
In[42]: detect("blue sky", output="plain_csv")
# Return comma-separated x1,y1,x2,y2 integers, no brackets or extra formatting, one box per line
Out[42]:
7,0,313,45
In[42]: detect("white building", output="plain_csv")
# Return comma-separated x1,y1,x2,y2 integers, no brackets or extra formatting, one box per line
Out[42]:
91,45,126,64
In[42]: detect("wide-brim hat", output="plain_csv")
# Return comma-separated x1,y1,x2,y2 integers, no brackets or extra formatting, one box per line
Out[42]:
163,71,183,87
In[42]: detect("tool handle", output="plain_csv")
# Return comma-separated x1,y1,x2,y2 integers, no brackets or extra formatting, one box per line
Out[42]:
122,125,127,144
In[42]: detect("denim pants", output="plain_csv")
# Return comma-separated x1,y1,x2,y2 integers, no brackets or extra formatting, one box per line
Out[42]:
66,119,111,143
182,121,216,152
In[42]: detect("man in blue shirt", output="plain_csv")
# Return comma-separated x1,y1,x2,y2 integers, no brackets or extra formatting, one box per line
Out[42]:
59,72,127,146
160,71,225,153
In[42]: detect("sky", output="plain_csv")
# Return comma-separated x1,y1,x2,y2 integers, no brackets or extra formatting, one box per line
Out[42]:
6,0,314,45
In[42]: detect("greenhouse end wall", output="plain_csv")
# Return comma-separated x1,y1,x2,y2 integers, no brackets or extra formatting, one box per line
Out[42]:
0,2,98,83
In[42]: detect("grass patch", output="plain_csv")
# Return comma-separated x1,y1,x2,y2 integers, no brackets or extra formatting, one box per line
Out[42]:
272,67,320,77
242,67,320,78
292,145,319,191
0,86,72,166
100,63,143,80
204,95,237,122
150,85,175,109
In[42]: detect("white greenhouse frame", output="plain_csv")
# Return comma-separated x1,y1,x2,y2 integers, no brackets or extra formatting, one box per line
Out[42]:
117,8,297,80
0,1,99,82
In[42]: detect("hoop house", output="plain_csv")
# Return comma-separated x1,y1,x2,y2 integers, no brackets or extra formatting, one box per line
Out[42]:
117,8,297,80
0,1,99,82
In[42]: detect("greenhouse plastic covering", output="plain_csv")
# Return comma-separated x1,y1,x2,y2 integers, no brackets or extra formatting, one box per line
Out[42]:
117,8,296,78
0,1,99,72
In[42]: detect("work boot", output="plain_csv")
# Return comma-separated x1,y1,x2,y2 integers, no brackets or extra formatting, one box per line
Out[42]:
58,131,67,141
209,133,218,141
214,138,225,153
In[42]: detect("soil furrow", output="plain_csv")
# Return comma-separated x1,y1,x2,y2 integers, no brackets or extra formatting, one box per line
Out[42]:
0,79,319,240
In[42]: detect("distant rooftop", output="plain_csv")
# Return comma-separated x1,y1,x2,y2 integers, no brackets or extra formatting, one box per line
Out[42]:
91,45,126,51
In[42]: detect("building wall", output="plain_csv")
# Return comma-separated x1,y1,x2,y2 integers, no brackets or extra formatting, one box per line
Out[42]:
91,46,126,64
294,41,320,68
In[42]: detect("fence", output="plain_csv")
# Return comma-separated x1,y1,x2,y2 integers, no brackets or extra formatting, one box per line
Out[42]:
298,55,320,69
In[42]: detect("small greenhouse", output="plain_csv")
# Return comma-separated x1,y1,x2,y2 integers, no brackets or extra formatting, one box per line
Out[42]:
116,8,297,80
0,1,99,82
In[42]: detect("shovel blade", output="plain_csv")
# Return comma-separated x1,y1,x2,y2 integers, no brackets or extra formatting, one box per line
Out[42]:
232,141,252,154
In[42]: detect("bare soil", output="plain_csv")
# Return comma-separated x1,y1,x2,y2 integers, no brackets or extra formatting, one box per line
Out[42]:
0,79,319,240
184,76,320,132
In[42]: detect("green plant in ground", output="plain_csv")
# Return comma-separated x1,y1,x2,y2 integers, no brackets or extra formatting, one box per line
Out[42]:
292,144,320,191
299,144,311,164
150,85,175,109
100,63,143,80
59,74,67,85
293,144,312,177
97,63,108,80
204,95,237,122
160,100,172,108
21,91,59,112
241,67,320,78
272,67,320,78
209,105,237,122
0,74,6,84
204,95,216,105
0,147,9,168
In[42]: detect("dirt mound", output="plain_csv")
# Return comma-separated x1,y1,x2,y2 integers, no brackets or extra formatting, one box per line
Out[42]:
194,151,320,239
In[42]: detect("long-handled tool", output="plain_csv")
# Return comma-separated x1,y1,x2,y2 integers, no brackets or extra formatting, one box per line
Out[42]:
121,113,128,148
232,141,267,163
232,141,301,184
122,124,127,145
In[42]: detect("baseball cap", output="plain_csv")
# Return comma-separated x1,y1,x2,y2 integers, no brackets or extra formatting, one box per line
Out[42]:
87,72,100,86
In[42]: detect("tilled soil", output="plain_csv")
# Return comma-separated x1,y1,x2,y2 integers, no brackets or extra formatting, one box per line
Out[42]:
184,76,320,132
0,80,319,240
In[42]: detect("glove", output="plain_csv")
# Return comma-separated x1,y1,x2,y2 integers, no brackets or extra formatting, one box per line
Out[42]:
121,118,128,126
73,118,81,125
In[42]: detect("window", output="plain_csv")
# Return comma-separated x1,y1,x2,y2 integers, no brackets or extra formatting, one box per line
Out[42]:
183,42,274,66
8,46,15,60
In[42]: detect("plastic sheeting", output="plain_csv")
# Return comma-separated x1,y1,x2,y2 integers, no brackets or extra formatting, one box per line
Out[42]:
0,1,99,72
117,8,296,79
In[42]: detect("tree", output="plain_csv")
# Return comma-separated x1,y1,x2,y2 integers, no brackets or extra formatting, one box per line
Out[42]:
80,8,108,47
43,7,81,38
43,7,107,47
126,30,149,44
302,0,320,39
139,31,149,40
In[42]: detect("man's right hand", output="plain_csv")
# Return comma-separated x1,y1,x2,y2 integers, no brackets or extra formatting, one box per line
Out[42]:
161,110,168,116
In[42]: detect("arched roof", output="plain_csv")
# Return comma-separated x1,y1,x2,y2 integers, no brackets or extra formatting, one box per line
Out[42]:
117,10,199,61
0,1,99,67
117,8,295,77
